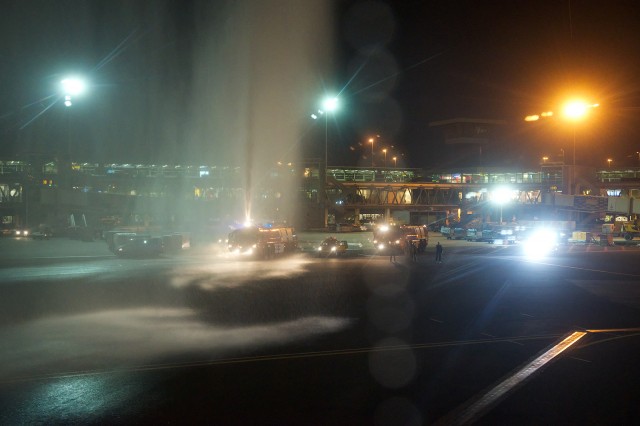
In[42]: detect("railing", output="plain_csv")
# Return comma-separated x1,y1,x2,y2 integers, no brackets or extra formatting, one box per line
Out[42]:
0,161,29,175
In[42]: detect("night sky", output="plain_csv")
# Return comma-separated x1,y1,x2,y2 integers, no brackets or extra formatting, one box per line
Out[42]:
2,0,640,169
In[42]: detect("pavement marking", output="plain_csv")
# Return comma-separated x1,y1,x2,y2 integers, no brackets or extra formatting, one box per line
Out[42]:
0,333,563,385
586,327,640,333
568,356,591,363
519,260,640,278
437,330,587,426
576,332,640,350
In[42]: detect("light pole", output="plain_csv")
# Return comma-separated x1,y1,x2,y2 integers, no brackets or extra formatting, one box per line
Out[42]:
368,138,374,167
607,158,612,168
393,156,397,168
493,187,511,225
562,100,599,194
320,97,339,169
60,76,87,175
526,101,598,194
311,96,339,229
382,149,387,167
542,156,549,164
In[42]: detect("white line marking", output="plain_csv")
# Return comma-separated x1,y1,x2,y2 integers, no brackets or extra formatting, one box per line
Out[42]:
439,331,587,425
568,356,591,363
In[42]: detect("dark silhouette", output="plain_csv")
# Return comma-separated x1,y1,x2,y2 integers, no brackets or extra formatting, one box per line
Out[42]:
435,242,443,263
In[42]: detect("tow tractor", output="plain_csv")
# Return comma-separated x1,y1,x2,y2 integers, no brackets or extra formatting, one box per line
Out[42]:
619,222,640,241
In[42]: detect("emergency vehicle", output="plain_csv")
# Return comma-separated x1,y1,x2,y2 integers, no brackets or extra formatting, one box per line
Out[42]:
373,224,429,253
228,225,298,259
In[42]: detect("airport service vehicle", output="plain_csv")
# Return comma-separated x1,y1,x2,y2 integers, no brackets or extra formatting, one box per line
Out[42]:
115,236,164,258
441,226,466,240
487,227,516,244
13,228,29,237
619,222,640,240
317,237,348,257
373,224,428,253
227,225,298,259
401,225,429,252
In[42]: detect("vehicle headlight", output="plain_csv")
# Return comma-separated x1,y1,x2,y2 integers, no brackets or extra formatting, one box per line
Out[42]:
318,247,323,251
331,246,337,252
378,243,385,250
523,229,558,259
23,230,29,236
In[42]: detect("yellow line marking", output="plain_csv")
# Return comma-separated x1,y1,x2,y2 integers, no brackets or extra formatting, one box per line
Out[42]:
577,332,640,350
440,331,587,425
0,334,562,385
586,327,640,333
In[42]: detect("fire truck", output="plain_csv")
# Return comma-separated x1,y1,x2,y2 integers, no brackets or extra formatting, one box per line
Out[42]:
372,224,428,253
227,225,298,259
401,225,429,252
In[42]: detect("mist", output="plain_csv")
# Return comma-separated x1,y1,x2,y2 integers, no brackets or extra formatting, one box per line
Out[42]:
5,0,335,228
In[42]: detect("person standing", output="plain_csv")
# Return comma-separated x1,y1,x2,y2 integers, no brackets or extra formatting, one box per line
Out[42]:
435,241,443,263
389,244,396,263
411,241,418,262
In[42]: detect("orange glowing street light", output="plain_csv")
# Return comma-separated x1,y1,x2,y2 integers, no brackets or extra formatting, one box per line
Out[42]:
563,100,599,194
393,156,397,167
562,100,599,121
382,148,387,167
524,99,599,194
607,158,613,168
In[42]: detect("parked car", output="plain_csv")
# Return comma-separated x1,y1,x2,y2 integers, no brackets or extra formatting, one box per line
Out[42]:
30,228,53,240
115,236,164,258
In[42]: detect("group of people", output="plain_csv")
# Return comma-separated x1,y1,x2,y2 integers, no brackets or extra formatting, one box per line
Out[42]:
390,241,443,263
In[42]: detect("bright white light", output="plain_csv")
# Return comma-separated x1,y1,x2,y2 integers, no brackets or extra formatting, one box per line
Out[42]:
322,96,339,112
378,243,385,250
492,187,512,205
523,229,559,259
64,100,73,107
379,225,389,232
311,114,318,120
61,77,86,96
563,101,587,120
